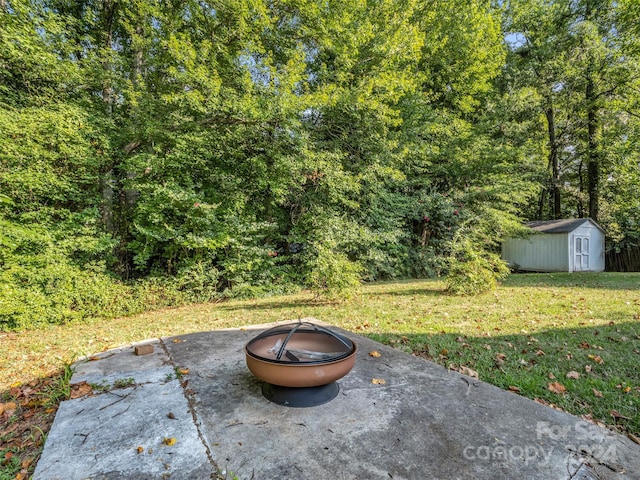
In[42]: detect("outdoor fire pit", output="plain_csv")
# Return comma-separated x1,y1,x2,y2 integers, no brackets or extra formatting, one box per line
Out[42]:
244,321,357,407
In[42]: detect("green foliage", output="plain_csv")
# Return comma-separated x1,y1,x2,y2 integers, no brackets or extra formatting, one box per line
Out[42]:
445,238,511,296
304,243,363,301
0,222,130,329
2,0,639,330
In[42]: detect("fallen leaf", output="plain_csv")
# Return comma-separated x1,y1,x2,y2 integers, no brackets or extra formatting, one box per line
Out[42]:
69,382,93,399
0,401,16,416
88,356,102,361
508,385,521,393
623,386,631,394
368,350,382,358
371,378,386,385
172,339,183,343
628,433,640,445
177,368,190,375
588,354,604,364
610,410,630,420
167,412,176,419
163,437,177,446
585,365,592,373
566,371,580,380
21,458,32,469
535,349,546,356
579,341,590,349
548,372,556,379
593,389,603,397
495,353,507,365
459,366,478,379
548,382,566,394
137,446,144,454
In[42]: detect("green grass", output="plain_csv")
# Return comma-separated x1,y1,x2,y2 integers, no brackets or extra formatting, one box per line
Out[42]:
2,273,639,445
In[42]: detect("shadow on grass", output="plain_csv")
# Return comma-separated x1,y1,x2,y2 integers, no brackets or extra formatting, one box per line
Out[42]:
214,297,326,312
503,272,640,291
365,321,640,437
360,288,445,298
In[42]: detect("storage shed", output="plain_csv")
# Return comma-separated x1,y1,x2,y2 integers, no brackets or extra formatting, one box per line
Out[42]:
501,218,605,272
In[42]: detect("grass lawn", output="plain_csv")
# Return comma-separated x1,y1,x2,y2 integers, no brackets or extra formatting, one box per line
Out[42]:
1,272,640,477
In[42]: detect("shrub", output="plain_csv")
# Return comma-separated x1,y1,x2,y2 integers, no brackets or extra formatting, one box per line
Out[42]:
304,244,363,301
445,239,510,296
0,256,134,330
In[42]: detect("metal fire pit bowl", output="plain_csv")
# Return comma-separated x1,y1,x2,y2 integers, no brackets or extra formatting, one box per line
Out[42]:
244,321,357,407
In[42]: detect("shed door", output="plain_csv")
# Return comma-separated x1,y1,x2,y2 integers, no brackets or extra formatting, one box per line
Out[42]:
575,236,589,271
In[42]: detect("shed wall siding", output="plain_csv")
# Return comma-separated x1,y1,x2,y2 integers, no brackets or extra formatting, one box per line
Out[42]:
502,233,569,271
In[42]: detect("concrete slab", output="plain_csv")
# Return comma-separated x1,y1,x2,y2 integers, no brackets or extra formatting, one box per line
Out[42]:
33,341,214,480
34,321,640,480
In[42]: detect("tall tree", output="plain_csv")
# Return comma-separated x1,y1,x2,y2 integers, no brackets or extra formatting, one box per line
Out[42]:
503,0,640,225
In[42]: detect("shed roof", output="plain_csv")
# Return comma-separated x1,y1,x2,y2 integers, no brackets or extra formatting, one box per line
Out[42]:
525,218,603,234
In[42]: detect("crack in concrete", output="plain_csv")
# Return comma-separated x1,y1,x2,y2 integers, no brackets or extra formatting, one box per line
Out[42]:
159,337,221,480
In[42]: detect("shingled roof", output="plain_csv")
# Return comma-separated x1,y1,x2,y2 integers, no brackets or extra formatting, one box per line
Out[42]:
525,218,603,234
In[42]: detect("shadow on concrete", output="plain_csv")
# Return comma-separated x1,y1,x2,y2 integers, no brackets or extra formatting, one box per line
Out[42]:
365,321,640,437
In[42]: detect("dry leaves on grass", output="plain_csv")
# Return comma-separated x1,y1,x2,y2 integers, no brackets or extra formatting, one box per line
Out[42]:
0,375,62,479
566,371,580,380
548,382,566,394
459,366,479,379
588,354,604,364
0,401,17,416
610,409,630,420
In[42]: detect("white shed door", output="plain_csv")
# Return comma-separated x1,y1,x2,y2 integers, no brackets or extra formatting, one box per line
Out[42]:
575,236,589,271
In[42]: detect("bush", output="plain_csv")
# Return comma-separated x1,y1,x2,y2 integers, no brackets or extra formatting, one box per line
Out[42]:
0,257,134,330
445,239,510,296
304,244,363,300
0,218,139,330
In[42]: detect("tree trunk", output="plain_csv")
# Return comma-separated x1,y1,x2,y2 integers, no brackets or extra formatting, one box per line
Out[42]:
584,0,599,222
586,74,599,221
577,160,585,218
100,172,115,232
537,188,546,220
123,23,144,210
545,102,561,218
100,0,118,232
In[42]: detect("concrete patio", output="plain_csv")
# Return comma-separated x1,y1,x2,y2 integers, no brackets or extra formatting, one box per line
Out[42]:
33,320,640,479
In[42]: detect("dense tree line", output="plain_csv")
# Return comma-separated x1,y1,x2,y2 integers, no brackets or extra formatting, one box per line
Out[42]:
1,0,639,329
